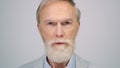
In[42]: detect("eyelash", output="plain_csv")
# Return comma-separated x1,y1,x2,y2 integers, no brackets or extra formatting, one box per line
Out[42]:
46,21,72,26
48,22,52,25
62,21,71,25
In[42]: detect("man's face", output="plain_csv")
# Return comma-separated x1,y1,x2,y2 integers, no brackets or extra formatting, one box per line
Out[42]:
37,1,80,63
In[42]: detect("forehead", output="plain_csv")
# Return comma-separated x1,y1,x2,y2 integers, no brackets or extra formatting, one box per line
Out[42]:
39,1,76,21
41,1,75,11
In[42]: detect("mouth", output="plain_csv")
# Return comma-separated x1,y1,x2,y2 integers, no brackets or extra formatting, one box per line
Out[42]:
52,42,67,46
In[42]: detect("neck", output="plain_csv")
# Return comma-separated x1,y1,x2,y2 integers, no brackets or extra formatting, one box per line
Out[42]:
47,57,69,68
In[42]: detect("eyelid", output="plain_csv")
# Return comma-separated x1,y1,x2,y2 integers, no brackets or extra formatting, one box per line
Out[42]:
44,19,73,25
46,21,57,25
46,20,52,23
62,20,72,25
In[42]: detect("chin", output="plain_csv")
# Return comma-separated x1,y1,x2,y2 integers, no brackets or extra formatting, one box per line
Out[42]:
45,39,75,63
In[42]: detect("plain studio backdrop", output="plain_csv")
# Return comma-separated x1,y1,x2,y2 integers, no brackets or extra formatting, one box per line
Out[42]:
0,0,120,68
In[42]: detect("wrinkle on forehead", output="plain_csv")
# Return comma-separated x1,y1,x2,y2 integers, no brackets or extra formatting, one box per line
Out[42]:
39,1,77,23
42,1,75,15
39,0,75,11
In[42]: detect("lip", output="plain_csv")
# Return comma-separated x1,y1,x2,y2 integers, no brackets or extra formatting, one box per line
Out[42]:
53,42,66,46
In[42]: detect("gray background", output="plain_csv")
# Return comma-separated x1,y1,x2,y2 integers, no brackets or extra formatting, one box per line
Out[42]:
0,0,120,68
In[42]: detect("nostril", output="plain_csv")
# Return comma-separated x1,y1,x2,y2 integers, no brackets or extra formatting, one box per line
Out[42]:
55,23,64,38
56,34,64,37
56,29,64,37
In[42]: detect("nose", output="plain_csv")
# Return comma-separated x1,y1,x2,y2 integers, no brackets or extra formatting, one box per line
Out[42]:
55,23,64,38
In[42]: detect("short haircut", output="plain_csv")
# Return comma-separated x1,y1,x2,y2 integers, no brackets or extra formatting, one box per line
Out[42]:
36,0,81,23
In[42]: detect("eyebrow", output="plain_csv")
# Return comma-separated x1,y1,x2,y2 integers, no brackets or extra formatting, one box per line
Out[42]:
62,18,73,22
44,18,73,23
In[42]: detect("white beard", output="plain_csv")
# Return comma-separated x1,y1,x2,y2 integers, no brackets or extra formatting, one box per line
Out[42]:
44,39,75,63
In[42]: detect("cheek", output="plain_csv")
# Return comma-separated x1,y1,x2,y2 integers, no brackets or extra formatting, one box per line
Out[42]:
65,27,79,39
40,27,54,41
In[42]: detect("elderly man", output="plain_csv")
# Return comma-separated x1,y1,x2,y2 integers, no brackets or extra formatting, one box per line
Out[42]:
20,0,100,68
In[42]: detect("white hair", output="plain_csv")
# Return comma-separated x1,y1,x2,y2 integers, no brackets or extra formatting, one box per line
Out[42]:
36,0,81,23
44,39,75,63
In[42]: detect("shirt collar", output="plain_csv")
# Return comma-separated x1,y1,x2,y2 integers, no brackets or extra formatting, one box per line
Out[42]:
44,54,76,68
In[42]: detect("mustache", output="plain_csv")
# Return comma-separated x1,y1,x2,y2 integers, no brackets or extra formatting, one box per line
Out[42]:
45,39,73,46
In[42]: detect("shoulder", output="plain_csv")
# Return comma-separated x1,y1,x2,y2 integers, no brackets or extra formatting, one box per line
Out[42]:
75,54,101,68
19,55,44,68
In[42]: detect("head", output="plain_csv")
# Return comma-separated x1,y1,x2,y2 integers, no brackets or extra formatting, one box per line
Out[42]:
37,0,81,63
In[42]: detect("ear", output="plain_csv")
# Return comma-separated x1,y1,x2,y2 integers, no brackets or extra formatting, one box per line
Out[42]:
78,21,80,28
37,23,40,32
37,23,39,28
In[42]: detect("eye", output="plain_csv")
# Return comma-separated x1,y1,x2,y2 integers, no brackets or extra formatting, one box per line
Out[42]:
47,22,56,26
65,21,71,24
62,21,72,25
48,22,53,25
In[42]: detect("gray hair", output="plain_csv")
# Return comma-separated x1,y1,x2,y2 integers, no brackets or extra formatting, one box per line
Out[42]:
36,0,81,23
